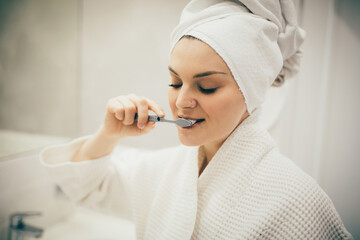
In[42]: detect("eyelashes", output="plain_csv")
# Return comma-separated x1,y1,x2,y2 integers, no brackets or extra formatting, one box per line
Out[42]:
199,86,217,94
168,84,181,89
168,84,218,94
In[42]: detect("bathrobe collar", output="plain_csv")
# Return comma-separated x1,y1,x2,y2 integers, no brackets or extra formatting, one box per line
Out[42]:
192,107,276,238
144,108,276,239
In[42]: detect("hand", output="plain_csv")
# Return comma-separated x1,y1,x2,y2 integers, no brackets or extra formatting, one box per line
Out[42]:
102,94,165,138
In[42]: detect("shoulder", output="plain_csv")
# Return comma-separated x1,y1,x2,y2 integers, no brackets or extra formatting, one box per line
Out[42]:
255,148,317,194
257,149,332,210
251,149,352,239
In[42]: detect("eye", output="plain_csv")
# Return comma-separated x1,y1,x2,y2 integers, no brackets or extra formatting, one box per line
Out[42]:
199,86,217,94
168,84,182,89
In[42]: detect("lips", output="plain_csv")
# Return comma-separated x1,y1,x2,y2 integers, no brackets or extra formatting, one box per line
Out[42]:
178,115,205,122
178,115,205,128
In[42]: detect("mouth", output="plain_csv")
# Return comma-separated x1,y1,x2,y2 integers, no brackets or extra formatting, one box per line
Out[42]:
178,115,205,128
193,119,205,124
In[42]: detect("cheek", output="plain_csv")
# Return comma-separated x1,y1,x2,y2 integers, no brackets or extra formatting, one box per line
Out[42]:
168,89,177,115
204,91,245,126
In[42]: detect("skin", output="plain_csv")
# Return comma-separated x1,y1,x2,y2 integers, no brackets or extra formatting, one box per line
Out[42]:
168,37,249,171
71,37,249,176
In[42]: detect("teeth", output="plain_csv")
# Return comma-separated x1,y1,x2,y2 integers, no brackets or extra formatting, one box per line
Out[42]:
180,117,205,125
185,119,205,125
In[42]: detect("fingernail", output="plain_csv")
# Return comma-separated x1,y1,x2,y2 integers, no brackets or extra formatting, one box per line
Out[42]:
160,110,165,116
139,123,144,129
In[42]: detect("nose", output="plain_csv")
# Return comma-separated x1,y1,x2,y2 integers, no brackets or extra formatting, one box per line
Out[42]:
175,87,197,109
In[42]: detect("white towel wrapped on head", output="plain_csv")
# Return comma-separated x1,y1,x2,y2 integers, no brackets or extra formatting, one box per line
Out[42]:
170,0,306,114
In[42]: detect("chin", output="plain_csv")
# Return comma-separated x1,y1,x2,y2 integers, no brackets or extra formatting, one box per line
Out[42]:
177,133,204,146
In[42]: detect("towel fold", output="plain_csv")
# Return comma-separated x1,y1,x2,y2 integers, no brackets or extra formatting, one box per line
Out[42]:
170,0,305,114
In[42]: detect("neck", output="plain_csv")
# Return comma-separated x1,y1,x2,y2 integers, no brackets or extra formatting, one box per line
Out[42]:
198,140,225,177
202,141,223,163
199,111,250,176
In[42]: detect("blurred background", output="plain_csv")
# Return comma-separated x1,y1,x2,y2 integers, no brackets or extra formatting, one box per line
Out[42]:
0,0,359,239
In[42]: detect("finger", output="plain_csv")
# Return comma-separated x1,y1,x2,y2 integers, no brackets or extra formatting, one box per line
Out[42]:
145,98,165,118
115,104,125,121
107,98,124,120
118,96,136,125
140,121,156,134
128,95,149,129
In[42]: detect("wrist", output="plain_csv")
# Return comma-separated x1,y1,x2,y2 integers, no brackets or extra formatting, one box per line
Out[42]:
97,124,124,141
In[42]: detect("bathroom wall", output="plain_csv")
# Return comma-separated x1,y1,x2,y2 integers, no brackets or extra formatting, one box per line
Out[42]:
0,0,80,137
79,0,189,148
269,0,360,238
320,0,360,237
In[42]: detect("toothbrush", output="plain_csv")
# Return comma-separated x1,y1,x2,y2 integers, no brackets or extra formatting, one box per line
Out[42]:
134,113,196,127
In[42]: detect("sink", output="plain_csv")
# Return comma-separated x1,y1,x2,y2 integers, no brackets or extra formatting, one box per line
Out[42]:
33,208,136,240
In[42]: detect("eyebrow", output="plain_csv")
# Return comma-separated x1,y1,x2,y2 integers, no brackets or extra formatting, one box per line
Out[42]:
168,66,227,78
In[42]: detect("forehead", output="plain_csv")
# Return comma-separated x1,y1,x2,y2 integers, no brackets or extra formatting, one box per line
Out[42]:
170,38,231,74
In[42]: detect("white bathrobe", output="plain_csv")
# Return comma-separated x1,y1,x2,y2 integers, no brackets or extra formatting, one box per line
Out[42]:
40,111,353,239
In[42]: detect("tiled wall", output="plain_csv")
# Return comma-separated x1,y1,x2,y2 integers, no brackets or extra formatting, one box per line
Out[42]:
0,0,79,137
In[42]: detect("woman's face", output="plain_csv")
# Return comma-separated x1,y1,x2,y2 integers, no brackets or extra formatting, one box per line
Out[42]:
168,37,248,147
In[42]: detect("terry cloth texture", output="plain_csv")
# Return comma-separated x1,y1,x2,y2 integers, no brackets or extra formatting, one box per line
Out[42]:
40,109,352,239
170,0,306,114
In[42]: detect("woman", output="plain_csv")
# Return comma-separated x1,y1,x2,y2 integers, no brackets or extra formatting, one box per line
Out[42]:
41,0,353,239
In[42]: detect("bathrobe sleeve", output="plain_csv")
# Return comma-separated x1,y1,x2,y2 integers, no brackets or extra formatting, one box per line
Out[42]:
40,135,151,220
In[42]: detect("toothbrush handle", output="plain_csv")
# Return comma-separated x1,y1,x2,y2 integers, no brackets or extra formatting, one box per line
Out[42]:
148,115,161,122
134,113,160,122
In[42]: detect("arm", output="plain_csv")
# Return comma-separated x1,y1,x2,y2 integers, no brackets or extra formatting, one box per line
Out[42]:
41,139,136,220
41,94,165,219
70,94,165,163
70,125,122,163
